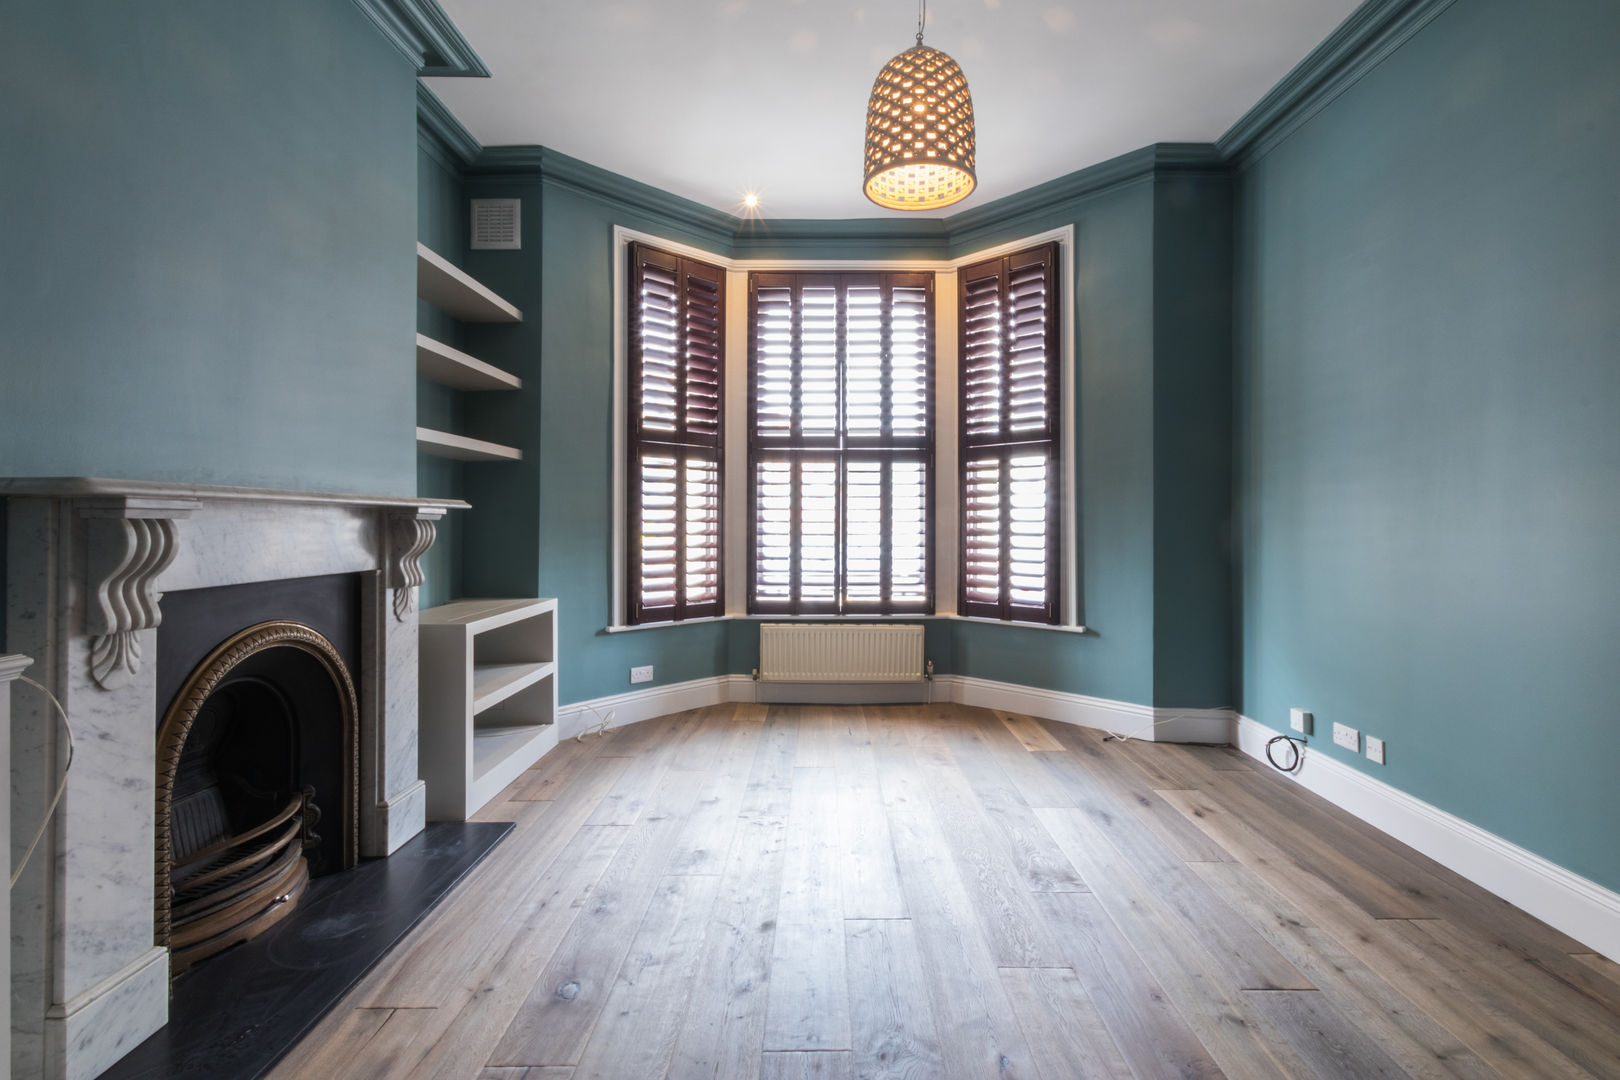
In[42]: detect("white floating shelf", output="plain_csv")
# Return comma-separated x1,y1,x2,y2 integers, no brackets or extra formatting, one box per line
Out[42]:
416,427,521,462
416,242,522,323
416,334,521,391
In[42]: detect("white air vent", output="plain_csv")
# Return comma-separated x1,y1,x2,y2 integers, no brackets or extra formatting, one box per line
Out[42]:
470,198,520,250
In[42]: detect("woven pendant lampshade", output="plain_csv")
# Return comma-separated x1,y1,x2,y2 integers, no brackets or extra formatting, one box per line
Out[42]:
862,36,977,211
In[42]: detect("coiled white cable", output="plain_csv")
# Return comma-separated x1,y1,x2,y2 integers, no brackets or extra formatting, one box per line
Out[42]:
569,703,617,741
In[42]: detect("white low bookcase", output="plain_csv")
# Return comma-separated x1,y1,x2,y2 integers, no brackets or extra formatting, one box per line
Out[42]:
419,598,557,819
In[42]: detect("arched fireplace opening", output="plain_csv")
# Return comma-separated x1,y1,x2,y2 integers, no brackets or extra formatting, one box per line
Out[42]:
155,621,359,974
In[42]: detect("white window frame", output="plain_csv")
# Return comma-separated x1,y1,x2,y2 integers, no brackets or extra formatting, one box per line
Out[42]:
609,223,1080,633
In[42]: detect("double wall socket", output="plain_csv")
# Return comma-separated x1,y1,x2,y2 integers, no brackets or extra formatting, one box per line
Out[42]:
1290,708,1313,735
630,665,654,684
1332,722,1360,752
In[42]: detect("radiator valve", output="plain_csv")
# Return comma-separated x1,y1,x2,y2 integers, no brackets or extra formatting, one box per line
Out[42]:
751,667,760,682
925,659,934,680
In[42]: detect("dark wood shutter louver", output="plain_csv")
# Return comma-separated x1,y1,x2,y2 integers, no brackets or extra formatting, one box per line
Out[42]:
628,243,724,624
748,271,934,615
959,242,1060,623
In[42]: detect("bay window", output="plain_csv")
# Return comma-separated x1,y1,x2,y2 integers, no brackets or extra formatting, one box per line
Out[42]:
616,228,1070,632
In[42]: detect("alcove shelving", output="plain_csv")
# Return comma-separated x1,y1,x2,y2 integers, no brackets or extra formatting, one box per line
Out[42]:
418,598,558,819
414,241,523,460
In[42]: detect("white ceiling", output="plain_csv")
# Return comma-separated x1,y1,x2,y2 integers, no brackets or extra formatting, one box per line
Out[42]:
424,0,1362,219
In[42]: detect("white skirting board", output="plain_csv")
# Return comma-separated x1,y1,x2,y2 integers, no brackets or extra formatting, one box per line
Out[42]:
932,674,1234,743
553,673,1231,742
1233,715,1620,963
555,675,749,739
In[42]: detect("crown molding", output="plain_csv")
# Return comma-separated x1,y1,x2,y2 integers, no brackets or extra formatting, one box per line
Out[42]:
418,130,1226,253
416,83,480,171
350,0,489,77
1150,143,1233,176
468,146,740,247
944,143,1227,251
1217,0,1458,167
731,217,952,260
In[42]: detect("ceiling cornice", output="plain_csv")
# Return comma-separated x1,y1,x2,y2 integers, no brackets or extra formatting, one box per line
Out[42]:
412,97,1232,252
350,0,490,77
1217,0,1458,166
945,144,1227,252
416,84,480,171
468,146,740,246
732,218,953,260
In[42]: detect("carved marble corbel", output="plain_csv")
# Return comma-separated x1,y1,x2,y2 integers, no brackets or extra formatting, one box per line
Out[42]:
78,497,200,690
385,506,446,620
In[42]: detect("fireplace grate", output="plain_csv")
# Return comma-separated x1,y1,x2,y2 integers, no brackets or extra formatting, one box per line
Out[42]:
168,790,316,970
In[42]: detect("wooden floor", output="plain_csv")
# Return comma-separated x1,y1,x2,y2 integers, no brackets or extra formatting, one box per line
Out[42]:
271,704,1620,1080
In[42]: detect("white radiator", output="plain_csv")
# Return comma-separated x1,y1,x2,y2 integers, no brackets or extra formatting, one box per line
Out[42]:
758,623,925,683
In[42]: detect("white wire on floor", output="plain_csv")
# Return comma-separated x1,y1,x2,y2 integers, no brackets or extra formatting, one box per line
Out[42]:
1100,711,1203,743
567,702,616,741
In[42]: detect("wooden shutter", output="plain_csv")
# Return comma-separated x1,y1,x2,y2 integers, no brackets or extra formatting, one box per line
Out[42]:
747,271,933,615
627,243,724,624
959,242,1059,623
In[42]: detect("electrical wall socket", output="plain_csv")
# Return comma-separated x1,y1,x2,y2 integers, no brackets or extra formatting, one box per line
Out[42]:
1365,736,1385,765
1290,708,1313,735
629,665,653,684
1332,721,1359,752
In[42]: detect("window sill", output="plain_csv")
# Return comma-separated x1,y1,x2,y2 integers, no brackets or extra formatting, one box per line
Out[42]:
946,615,1091,635
603,615,737,634
604,613,1090,634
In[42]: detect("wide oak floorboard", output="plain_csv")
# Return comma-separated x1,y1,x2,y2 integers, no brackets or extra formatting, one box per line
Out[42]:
272,704,1618,1080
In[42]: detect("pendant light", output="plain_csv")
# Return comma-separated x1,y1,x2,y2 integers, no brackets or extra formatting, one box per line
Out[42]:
862,0,977,210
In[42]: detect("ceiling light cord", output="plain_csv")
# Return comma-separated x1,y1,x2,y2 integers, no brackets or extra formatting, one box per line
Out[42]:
917,0,926,45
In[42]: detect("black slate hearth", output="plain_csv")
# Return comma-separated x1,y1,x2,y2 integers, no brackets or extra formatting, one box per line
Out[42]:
101,821,511,1080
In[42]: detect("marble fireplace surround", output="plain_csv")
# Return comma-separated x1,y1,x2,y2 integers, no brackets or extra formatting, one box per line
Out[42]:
2,478,464,1080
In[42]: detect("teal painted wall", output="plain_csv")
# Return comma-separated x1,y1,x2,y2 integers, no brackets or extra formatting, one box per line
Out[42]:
1235,0,1620,889
940,170,1235,710
456,175,544,606
0,0,417,494
1153,174,1235,707
950,180,1160,705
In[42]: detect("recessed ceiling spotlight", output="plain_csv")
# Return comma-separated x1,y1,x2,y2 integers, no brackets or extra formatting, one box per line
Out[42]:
743,191,759,209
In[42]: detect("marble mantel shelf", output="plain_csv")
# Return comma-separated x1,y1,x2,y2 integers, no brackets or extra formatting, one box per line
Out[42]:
0,476,470,512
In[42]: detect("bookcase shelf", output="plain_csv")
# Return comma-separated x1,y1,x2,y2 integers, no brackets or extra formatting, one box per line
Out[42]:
420,598,558,819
